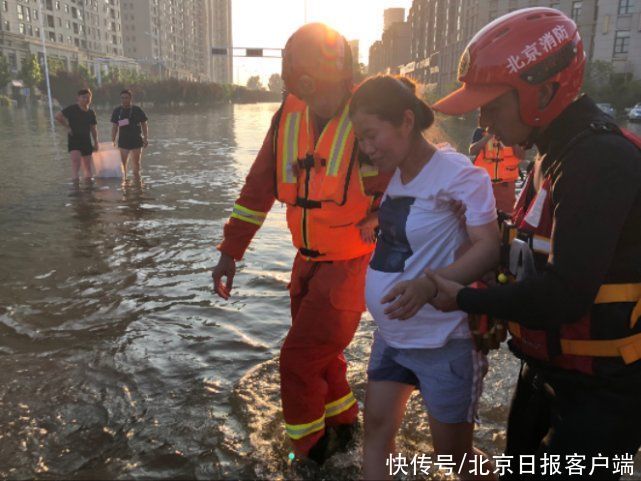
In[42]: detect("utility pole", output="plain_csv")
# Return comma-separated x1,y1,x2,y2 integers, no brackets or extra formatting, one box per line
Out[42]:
38,0,55,131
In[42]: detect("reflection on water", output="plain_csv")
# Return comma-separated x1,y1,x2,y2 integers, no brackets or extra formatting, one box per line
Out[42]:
0,104,639,479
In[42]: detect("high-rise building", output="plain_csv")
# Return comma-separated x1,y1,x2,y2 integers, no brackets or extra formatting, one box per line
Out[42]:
590,0,641,79
121,0,228,82
384,8,405,31
405,0,640,95
0,0,135,78
205,0,232,84
369,8,411,75
348,39,360,65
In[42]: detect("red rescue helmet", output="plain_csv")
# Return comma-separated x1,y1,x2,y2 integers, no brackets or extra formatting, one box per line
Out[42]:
432,7,585,127
282,23,353,98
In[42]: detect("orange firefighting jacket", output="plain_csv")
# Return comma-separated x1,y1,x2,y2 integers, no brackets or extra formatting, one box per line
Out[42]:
218,94,391,262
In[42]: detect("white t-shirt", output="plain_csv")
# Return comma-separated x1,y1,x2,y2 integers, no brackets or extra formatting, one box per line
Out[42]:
365,147,497,349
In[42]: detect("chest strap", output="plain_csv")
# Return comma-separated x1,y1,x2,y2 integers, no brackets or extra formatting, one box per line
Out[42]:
508,283,641,364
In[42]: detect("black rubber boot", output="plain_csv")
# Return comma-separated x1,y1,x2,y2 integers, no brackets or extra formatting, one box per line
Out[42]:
307,428,340,465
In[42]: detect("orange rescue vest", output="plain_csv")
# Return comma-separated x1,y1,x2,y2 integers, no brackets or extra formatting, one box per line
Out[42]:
274,94,378,261
474,138,520,183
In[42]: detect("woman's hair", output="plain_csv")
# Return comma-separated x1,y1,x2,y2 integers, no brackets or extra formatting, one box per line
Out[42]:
77,88,92,96
349,75,434,133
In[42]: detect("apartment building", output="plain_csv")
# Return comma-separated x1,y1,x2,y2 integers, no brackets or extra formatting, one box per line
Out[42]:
384,7,405,31
349,39,360,66
0,0,134,77
590,0,641,78
405,0,640,94
205,0,231,84
368,7,411,75
120,0,231,83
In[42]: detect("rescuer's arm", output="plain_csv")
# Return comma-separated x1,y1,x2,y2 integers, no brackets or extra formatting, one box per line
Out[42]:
450,136,641,328
212,121,278,299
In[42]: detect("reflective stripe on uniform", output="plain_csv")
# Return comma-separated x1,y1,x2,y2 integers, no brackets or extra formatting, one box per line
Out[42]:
531,235,551,254
508,283,641,362
325,391,356,418
594,283,641,328
560,333,641,365
284,391,356,440
282,112,301,183
326,105,352,177
285,414,325,440
230,203,267,226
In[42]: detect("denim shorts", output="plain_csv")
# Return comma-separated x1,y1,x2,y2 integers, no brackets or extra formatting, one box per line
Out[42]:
367,331,488,424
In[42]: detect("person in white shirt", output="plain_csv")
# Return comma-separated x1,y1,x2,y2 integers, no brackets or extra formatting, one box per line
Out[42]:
350,75,500,481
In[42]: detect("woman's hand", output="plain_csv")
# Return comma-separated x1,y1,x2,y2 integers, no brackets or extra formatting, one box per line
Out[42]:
381,275,437,320
423,269,464,312
356,211,379,244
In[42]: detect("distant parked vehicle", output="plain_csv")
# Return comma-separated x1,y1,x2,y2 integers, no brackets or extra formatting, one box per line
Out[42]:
596,102,616,118
628,103,641,122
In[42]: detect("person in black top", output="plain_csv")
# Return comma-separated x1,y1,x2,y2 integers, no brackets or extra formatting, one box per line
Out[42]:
111,89,149,179
428,8,641,480
55,88,99,182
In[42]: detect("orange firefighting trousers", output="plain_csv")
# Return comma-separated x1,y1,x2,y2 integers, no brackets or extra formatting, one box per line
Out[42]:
279,252,370,457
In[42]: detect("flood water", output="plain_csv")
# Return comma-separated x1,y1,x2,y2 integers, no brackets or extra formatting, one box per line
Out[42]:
0,103,640,480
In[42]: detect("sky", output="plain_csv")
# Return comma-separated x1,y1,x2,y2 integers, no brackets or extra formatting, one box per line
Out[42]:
231,0,412,86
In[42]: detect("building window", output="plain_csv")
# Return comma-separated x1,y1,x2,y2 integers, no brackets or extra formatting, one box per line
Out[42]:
614,30,630,54
2,1,7,12
618,0,632,15
19,23,25,34
571,1,582,22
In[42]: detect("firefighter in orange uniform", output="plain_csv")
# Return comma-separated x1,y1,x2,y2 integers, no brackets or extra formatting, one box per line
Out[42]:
469,127,524,215
211,23,390,463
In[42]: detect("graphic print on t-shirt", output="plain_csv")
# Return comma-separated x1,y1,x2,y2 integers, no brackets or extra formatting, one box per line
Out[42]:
370,196,415,273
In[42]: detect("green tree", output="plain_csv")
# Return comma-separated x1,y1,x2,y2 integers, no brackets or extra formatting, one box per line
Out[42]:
268,73,284,93
46,57,65,76
582,60,641,113
246,75,263,91
75,64,96,89
103,66,121,84
0,54,11,90
20,54,42,89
